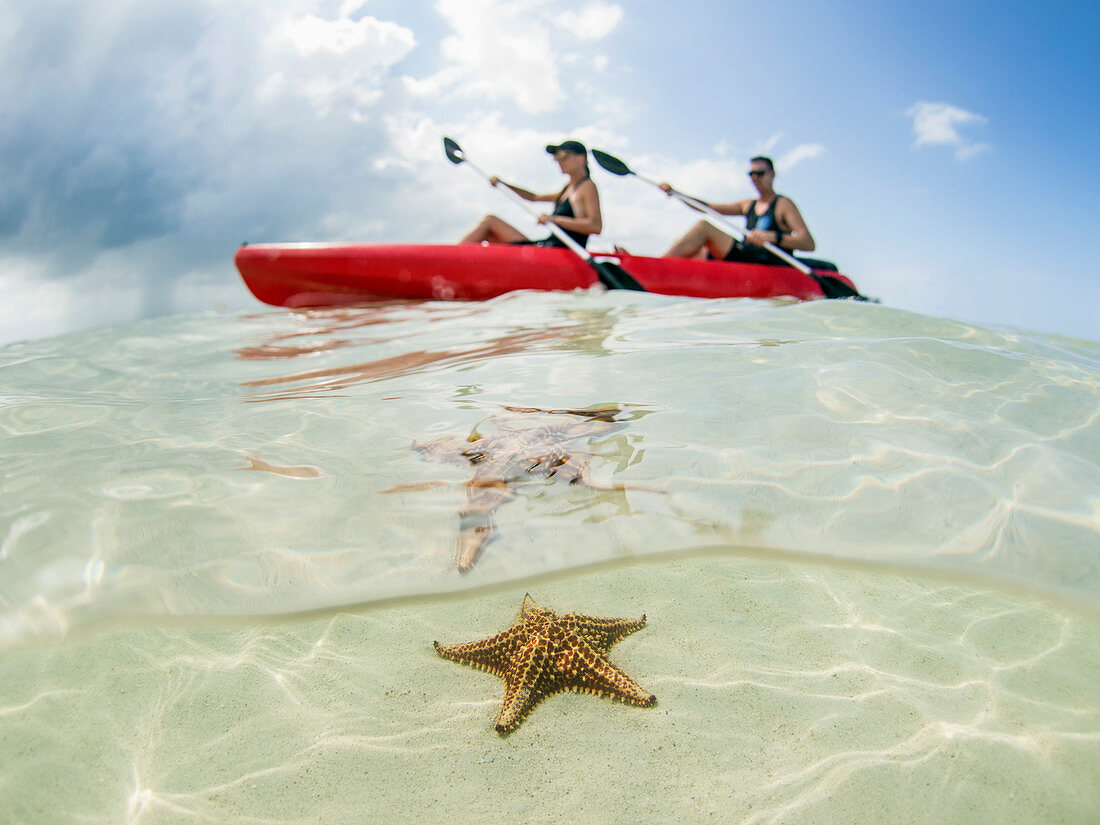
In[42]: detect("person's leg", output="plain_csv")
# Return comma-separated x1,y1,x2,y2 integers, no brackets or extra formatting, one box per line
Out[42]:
662,220,735,259
460,214,528,244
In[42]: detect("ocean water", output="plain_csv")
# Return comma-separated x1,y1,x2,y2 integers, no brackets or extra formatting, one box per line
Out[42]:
1,290,1098,823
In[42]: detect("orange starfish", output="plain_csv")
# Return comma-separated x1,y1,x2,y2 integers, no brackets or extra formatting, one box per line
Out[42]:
434,594,656,734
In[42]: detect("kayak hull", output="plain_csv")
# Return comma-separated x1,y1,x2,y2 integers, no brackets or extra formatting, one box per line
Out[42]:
234,243,858,307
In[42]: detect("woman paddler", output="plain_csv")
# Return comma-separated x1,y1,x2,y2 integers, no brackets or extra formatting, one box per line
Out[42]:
459,139,603,248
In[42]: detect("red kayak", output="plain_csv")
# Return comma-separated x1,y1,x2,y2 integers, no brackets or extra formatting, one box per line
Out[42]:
234,243,859,307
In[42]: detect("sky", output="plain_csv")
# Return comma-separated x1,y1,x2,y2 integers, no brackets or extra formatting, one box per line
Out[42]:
1,0,1098,344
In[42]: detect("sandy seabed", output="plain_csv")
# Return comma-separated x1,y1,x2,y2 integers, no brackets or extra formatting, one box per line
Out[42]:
4,556,1095,825
2,554,1098,825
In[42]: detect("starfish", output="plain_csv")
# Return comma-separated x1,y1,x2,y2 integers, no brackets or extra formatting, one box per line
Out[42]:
434,594,656,734
406,406,634,572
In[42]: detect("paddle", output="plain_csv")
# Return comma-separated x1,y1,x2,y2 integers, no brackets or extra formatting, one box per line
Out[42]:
443,137,646,292
592,149,866,300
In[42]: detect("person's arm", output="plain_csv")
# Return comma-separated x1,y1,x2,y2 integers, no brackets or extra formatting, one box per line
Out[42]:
772,198,815,252
659,183,750,217
538,180,603,235
488,177,550,202
710,198,752,217
528,190,560,203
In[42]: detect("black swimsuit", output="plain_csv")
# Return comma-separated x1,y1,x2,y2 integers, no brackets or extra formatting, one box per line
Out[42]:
511,179,592,248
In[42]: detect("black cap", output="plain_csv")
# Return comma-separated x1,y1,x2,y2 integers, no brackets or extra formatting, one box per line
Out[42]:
546,139,587,155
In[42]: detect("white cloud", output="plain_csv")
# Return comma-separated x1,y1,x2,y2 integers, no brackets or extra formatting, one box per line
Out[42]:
776,143,826,172
272,13,413,57
757,132,784,154
406,0,626,116
406,0,563,114
556,2,624,40
0,0,427,342
0,251,196,344
338,0,370,17
906,101,990,160
748,133,825,172
263,11,416,114
0,260,75,344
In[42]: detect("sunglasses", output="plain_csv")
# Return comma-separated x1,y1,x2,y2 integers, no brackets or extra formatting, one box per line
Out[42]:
747,169,770,178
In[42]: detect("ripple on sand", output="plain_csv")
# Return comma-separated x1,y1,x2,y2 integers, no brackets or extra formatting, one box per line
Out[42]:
1,555,1097,824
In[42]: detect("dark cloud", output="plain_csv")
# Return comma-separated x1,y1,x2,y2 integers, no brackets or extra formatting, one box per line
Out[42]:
1,2,201,256
0,0,418,284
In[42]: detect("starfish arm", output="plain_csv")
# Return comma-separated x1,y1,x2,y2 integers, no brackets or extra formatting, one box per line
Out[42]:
377,480,455,494
433,628,518,678
548,454,588,484
454,519,494,573
569,613,648,653
557,456,633,493
496,638,556,734
462,478,515,516
453,479,514,572
519,593,542,618
414,436,470,466
557,636,656,707
572,659,656,707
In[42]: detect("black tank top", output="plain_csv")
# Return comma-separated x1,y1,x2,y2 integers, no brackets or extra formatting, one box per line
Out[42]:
508,179,592,249
745,196,784,234
547,179,591,247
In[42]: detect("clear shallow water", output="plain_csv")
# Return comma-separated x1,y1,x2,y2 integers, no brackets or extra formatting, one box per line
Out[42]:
1,291,1099,822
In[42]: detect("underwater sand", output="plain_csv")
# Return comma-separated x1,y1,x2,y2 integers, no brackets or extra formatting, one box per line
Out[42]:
2,557,1098,823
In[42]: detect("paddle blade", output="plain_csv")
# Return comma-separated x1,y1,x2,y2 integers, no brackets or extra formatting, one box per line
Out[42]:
443,137,465,165
592,149,633,177
811,274,867,301
592,259,646,292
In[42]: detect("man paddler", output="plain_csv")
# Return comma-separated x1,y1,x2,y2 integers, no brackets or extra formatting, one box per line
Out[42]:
659,156,815,262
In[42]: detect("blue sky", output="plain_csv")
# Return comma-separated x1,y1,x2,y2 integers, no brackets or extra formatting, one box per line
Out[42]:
1,0,1097,343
